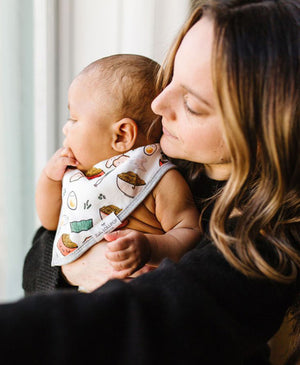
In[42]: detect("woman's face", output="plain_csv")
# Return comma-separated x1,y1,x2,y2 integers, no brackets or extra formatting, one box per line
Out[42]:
152,16,231,180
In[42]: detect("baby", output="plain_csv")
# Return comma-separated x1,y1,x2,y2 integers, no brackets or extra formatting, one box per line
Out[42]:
36,54,201,284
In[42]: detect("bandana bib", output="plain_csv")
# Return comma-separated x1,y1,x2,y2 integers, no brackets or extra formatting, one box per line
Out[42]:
51,144,175,266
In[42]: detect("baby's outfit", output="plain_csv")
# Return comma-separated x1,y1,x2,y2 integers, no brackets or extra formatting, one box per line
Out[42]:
51,144,175,266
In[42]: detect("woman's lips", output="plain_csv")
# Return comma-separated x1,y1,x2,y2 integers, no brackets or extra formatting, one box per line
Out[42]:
162,126,177,139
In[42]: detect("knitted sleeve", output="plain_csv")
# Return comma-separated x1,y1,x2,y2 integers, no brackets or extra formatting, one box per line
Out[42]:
22,227,76,295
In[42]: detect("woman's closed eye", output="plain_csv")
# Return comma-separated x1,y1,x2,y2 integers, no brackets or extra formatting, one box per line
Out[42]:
183,96,206,116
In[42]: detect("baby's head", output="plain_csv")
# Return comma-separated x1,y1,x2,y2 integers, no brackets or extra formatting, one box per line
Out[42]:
81,54,162,144
64,54,162,172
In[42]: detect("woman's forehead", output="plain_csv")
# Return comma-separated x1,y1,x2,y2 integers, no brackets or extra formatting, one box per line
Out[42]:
176,17,214,70
174,17,215,103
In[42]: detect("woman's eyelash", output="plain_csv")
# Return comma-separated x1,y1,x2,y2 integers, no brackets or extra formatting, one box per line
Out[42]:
183,98,202,116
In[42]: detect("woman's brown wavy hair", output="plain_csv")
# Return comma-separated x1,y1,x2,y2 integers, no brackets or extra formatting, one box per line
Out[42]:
157,0,300,283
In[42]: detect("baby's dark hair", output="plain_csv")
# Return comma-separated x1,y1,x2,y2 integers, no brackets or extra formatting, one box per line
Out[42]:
81,54,162,143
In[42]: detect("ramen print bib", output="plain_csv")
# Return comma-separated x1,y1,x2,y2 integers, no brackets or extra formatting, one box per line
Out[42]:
51,144,175,266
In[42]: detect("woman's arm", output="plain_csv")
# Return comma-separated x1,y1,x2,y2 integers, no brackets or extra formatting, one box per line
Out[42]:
22,227,76,294
20,235,298,364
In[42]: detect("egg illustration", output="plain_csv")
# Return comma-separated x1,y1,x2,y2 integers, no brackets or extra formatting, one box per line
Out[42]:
67,191,77,210
144,144,157,156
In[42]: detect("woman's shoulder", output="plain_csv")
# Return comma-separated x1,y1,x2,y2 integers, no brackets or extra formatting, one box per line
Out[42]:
190,173,225,199
178,237,299,327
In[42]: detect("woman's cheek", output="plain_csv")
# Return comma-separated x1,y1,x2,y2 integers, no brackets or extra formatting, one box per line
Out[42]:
161,136,182,160
160,135,173,157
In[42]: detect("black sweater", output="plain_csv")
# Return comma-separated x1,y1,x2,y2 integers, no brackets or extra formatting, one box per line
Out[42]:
0,235,296,365
14,174,299,364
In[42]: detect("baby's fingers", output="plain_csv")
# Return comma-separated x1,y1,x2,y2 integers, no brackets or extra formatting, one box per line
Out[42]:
104,230,131,244
61,156,78,167
105,236,130,252
60,148,78,166
109,258,136,274
105,249,130,262
110,268,133,280
60,147,75,158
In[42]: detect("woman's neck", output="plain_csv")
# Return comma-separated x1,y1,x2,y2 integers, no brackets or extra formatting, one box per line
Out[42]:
204,162,232,181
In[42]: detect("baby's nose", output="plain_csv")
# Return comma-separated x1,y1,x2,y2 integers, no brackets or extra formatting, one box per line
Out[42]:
62,122,69,136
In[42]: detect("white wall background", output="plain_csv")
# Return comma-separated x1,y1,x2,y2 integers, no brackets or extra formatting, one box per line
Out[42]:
0,0,34,302
0,0,191,302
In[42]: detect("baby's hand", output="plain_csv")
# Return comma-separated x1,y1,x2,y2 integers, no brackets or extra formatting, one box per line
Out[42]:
104,230,151,279
44,147,78,181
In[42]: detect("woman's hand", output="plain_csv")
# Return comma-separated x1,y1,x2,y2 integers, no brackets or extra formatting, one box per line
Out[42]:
61,230,152,292
61,241,115,292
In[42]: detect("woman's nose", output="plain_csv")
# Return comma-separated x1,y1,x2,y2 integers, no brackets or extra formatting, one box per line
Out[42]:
151,86,176,121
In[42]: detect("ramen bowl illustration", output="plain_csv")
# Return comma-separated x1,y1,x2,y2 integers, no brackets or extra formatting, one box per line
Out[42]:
99,205,122,219
99,205,128,229
57,233,78,256
116,171,146,198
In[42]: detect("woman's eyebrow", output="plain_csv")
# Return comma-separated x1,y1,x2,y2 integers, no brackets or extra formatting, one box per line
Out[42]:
180,84,213,109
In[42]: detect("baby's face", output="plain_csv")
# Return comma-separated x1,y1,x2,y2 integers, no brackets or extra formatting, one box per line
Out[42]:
62,75,119,172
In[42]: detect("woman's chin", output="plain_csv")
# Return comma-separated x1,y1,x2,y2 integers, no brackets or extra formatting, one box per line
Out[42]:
160,136,179,159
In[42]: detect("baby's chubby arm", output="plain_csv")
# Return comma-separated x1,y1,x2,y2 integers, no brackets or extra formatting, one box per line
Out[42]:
105,169,202,278
35,147,78,230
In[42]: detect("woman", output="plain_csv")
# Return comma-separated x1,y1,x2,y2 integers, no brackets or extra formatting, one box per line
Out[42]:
19,0,300,364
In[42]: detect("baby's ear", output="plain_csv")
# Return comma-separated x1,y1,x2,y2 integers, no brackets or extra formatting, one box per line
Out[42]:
112,118,138,153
